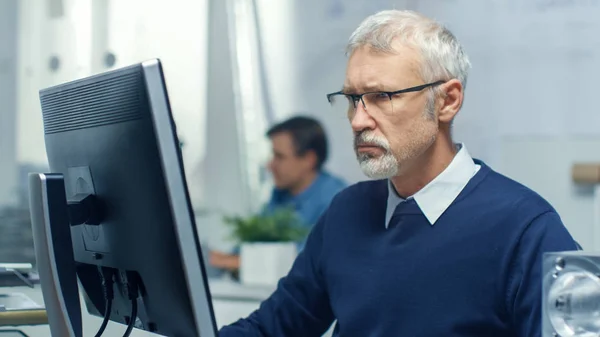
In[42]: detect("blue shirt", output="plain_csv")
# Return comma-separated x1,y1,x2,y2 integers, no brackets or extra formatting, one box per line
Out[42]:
263,171,346,247
225,172,345,258
219,160,579,337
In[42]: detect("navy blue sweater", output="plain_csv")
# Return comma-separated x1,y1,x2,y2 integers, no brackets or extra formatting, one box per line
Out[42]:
219,162,578,337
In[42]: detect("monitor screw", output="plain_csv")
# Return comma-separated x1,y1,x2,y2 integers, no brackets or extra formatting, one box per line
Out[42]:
92,253,103,260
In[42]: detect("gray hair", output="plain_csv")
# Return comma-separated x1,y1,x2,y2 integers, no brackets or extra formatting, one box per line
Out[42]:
346,10,471,89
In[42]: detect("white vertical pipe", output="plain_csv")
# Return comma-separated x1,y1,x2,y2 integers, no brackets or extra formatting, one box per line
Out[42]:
225,0,272,213
0,0,19,206
91,0,109,74
17,0,91,166
254,0,298,121
16,0,47,165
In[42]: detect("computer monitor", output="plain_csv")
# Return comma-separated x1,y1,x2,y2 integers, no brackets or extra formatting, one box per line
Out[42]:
28,59,218,337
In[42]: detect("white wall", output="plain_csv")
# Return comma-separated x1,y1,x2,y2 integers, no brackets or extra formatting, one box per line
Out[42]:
419,1,600,249
501,137,600,250
17,0,92,166
106,0,209,205
252,0,600,249
16,0,209,205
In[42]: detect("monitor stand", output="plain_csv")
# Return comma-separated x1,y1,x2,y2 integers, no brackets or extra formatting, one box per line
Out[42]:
28,173,83,337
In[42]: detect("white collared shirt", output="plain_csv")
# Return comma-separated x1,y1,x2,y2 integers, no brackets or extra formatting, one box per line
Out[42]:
385,144,481,228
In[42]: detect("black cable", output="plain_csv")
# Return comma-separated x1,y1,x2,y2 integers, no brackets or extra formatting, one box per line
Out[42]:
122,298,138,337
94,300,112,337
95,267,115,337
122,271,139,337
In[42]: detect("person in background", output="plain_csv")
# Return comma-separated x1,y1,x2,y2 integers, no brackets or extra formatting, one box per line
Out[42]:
219,9,579,337
262,116,347,228
210,116,346,271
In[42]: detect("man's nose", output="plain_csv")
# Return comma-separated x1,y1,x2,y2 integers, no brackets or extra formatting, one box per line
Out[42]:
350,101,376,133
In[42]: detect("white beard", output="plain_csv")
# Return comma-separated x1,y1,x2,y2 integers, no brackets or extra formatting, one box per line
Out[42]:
354,95,438,179
358,152,398,179
354,132,399,179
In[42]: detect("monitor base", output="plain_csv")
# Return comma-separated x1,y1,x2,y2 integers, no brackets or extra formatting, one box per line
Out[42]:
28,173,83,337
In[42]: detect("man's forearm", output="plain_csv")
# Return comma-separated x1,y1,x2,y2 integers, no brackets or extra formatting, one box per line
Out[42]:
209,251,240,271
219,315,265,337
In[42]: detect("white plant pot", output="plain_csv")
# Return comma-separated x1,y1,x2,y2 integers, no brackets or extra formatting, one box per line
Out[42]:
240,242,297,287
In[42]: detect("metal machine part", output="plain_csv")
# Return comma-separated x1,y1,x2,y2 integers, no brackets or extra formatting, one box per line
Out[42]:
543,251,600,337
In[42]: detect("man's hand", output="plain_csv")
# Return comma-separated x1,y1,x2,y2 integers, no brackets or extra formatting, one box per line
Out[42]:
209,251,241,271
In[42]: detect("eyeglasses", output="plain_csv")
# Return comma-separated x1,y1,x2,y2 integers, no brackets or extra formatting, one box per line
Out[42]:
326,81,445,117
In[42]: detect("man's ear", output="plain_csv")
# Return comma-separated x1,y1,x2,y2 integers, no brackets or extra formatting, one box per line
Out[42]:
302,150,318,171
437,79,463,124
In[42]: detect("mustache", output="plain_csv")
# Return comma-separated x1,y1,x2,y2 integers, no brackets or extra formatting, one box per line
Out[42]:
354,131,390,150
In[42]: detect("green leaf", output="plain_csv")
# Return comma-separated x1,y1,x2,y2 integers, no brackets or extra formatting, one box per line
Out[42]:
223,207,309,243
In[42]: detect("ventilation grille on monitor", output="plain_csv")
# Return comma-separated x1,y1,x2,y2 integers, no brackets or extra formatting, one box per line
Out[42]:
40,69,145,134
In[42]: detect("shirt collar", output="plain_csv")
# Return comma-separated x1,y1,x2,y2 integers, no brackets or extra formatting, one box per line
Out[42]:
385,144,480,227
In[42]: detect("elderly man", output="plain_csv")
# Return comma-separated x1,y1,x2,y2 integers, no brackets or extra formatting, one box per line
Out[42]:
219,10,578,337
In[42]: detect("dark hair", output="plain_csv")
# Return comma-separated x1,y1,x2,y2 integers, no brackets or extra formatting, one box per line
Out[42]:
266,116,328,170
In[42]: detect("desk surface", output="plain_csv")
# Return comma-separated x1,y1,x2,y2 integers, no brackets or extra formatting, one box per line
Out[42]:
209,277,275,302
0,278,272,337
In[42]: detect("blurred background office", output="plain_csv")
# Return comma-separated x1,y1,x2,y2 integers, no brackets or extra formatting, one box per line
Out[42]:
2,0,600,334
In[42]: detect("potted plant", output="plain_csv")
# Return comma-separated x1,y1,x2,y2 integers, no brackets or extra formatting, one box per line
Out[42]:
224,207,309,286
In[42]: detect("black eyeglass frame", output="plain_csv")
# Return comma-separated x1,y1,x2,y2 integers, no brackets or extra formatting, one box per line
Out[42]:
326,80,446,109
